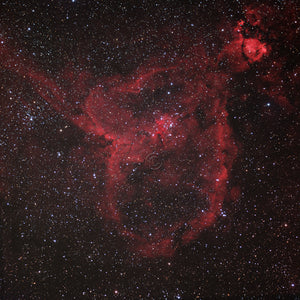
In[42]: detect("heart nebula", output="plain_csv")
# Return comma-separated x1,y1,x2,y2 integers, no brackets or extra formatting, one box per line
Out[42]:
84,61,238,257
2,12,275,256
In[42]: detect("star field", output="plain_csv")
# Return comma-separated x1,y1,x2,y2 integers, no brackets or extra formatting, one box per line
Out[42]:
0,0,299,298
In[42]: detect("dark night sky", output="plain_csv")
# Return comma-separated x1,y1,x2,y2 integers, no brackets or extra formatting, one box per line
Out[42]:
0,0,299,298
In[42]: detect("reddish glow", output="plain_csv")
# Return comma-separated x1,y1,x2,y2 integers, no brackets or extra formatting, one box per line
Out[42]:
1,12,280,257
243,38,268,63
219,9,271,73
81,60,238,258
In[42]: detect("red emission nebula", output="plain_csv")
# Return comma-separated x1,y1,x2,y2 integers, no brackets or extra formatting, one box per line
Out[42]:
0,6,285,257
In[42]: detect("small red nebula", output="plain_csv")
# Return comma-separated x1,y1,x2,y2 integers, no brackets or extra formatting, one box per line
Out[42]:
230,186,241,203
243,38,269,64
